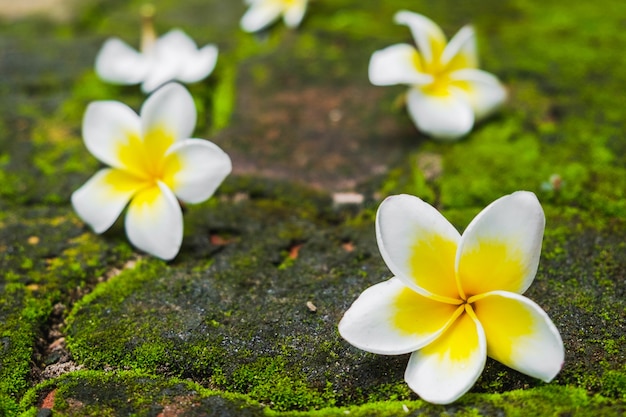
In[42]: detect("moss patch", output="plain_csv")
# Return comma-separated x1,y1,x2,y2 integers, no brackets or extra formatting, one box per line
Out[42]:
18,371,625,416
19,370,265,417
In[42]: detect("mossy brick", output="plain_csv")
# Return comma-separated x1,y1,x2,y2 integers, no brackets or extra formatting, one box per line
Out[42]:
0,0,624,415
0,204,133,410
18,370,266,417
17,371,626,416
64,180,625,410
0,284,45,401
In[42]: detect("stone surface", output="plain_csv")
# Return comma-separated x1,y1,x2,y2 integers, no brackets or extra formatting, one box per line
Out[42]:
0,0,624,416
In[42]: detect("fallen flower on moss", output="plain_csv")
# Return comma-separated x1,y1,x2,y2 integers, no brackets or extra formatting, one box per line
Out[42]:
369,10,507,140
95,5,218,93
240,0,308,33
71,83,231,260
339,191,564,404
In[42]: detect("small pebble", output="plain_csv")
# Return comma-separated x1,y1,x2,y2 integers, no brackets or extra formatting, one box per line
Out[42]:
333,192,364,206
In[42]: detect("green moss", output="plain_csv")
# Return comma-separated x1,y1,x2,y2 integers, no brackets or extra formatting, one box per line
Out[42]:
1,207,132,294
0,206,133,407
0,218,134,402
18,370,266,417
216,356,335,412
17,371,626,416
0,394,19,417
602,368,626,401
362,383,413,404
66,260,170,368
0,284,49,399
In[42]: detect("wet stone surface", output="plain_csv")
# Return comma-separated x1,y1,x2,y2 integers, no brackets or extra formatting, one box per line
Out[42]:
0,0,625,416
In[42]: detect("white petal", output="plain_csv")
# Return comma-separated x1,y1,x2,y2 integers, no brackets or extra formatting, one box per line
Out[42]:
240,1,283,33
141,64,180,94
369,44,433,86
376,194,461,301
441,25,478,71
177,44,219,83
125,182,183,260
472,291,564,382
406,86,474,140
139,29,197,93
140,56,179,93
283,0,307,28
339,278,461,355
94,38,150,85
450,69,507,120
140,83,196,142
164,139,232,203
405,307,486,404
156,29,199,54
82,101,141,169
71,168,145,234
456,191,545,296
394,10,447,65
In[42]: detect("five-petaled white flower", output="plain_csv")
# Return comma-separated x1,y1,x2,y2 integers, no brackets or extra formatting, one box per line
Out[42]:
71,83,232,260
369,11,507,140
240,0,308,33
339,191,564,404
96,6,218,94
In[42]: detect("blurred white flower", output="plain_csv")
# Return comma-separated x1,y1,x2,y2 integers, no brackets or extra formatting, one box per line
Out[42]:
95,6,218,93
369,11,507,140
72,83,231,260
240,0,308,33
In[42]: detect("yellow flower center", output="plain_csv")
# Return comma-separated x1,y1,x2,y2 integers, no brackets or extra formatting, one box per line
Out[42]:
411,42,474,97
116,126,181,191
421,75,454,97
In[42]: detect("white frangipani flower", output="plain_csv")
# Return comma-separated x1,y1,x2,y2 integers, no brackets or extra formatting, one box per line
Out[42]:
71,83,232,260
369,11,507,140
240,0,308,33
339,192,564,404
95,7,218,93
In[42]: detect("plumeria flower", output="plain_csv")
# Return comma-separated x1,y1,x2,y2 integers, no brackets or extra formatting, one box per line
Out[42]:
240,0,308,33
95,6,218,93
369,11,507,140
339,192,564,404
71,83,232,260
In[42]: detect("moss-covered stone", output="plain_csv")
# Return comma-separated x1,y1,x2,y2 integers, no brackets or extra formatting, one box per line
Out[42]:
18,371,626,416
18,370,266,417
0,205,133,407
62,182,625,409
0,0,624,415
0,284,45,401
